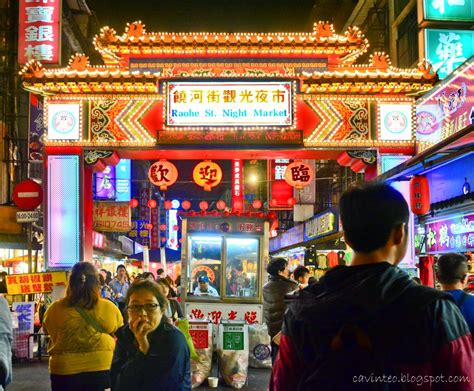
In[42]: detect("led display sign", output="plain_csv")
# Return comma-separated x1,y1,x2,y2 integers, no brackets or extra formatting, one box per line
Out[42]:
423,0,474,22
166,82,293,127
425,212,474,253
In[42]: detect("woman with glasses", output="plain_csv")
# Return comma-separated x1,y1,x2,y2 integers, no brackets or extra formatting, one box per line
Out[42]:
111,279,191,391
43,262,123,391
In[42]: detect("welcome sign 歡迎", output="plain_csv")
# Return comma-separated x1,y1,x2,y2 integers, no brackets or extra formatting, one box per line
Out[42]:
425,212,474,253
424,29,474,79
415,58,474,153
423,0,474,22
166,82,293,127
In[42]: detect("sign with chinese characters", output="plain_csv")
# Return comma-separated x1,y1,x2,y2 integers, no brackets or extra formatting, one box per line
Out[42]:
47,103,81,141
378,103,413,141
6,272,67,295
232,160,244,212
268,159,293,210
304,209,339,242
416,58,474,153
193,161,223,192
148,160,178,191
425,212,474,253
18,0,61,64
93,202,132,232
12,302,35,359
167,209,179,250
28,93,45,162
423,0,474,22
116,159,131,202
424,29,474,79
95,166,116,200
189,321,212,349
166,82,293,127
186,303,262,324
187,219,264,234
128,220,150,243
221,323,247,350
284,161,315,189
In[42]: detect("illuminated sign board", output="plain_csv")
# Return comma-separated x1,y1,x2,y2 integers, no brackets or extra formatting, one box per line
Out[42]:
47,155,80,268
304,209,339,242
425,212,474,253
95,166,116,200
47,103,81,141
416,58,474,152
18,0,61,64
116,159,131,202
232,160,244,212
378,103,413,141
166,82,294,127
93,202,132,232
167,209,179,251
424,29,474,79
422,0,474,22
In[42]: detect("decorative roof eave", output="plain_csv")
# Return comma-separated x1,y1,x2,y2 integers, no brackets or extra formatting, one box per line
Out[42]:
301,82,435,94
93,21,369,65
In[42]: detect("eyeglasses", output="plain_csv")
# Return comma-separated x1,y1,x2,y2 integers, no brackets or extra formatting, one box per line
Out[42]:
126,303,159,313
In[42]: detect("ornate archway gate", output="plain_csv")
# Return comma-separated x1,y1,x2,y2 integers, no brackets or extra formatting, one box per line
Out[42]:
21,21,437,267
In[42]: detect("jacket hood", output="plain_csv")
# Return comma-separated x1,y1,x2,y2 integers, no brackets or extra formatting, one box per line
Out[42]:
290,262,447,328
268,274,297,285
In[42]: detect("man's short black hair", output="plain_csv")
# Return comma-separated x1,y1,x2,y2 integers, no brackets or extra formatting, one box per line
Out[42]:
437,253,468,284
339,183,409,253
267,258,288,276
157,268,164,275
116,264,126,272
293,265,309,281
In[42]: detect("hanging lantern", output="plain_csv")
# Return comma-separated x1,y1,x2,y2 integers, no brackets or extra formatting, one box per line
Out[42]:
284,161,314,190
287,197,297,206
146,223,153,230
337,152,354,167
160,224,166,231
193,160,222,192
252,199,262,209
409,176,430,215
270,199,278,207
233,199,243,211
199,201,209,211
161,237,166,243
350,159,367,173
148,199,157,209
216,200,226,210
148,159,178,190
182,200,191,210
267,212,277,220
173,225,179,231
163,200,172,210
129,198,139,208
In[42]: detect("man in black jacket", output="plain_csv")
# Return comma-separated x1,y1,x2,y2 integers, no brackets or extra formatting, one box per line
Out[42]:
271,183,473,390
263,257,297,363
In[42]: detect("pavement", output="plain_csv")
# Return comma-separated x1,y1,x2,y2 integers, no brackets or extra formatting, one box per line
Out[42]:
10,360,271,390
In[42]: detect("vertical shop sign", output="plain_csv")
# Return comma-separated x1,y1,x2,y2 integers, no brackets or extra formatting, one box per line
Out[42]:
18,0,61,64
150,207,159,249
115,159,131,202
28,93,45,163
232,159,244,211
12,302,35,359
95,166,116,200
268,159,293,210
139,187,150,221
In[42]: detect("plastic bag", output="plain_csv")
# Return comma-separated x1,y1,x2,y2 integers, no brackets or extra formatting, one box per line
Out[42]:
248,323,272,368
177,319,199,361
189,321,213,388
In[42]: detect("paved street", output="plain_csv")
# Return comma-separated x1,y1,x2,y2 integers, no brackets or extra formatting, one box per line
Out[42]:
10,361,271,390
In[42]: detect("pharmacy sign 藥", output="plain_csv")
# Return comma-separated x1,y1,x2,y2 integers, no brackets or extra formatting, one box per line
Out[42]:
424,29,474,79
423,0,474,22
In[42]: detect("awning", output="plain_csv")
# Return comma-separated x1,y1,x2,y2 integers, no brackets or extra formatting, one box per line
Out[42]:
377,124,474,183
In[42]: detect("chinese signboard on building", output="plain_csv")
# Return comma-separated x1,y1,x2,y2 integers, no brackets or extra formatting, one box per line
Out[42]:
6,272,67,295
186,302,262,324
422,0,474,22
187,219,264,234
166,82,293,127
425,212,474,253
416,57,474,152
424,29,474,79
93,202,132,232
18,0,61,64
12,302,35,359
232,160,244,212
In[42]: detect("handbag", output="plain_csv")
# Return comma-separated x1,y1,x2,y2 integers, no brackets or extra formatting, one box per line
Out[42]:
75,306,112,336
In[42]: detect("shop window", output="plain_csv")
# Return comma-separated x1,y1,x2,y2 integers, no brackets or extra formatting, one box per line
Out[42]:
187,236,222,298
225,238,259,298
396,9,418,68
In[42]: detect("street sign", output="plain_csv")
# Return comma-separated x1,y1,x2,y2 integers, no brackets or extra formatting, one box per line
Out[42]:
16,210,40,223
12,179,43,211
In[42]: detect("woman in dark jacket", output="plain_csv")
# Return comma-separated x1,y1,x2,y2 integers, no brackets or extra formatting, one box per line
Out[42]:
263,258,297,363
111,280,191,391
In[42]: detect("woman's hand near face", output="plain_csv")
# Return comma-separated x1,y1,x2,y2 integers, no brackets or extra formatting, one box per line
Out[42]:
130,316,154,354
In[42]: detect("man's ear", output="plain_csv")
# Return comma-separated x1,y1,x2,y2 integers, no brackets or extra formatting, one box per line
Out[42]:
392,223,406,246
343,232,353,250
461,274,468,285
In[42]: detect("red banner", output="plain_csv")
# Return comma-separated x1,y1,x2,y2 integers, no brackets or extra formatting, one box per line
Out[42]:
150,206,159,249
18,0,61,65
232,160,244,211
269,159,293,210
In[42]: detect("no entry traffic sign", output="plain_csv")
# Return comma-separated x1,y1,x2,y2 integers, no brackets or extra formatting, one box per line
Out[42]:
13,179,43,211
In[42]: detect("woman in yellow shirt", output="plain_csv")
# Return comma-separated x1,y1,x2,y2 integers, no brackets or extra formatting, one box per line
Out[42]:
43,262,123,391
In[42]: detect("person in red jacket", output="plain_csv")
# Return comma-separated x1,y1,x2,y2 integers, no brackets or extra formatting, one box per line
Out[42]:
271,183,473,391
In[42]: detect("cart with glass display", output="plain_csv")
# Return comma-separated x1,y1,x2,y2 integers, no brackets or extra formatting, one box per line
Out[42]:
180,215,269,325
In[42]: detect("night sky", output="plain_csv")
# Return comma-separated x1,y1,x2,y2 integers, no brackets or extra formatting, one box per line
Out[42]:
89,0,317,33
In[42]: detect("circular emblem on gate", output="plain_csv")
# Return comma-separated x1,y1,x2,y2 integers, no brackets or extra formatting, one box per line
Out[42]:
416,111,438,135
384,111,407,134
52,111,76,134
253,344,271,361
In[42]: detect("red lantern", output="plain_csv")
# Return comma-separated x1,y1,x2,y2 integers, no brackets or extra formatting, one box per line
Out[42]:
193,160,223,191
146,223,153,230
199,201,209,211
200,210,207,216
148,159,178,190
163,200,172,210
409,176,430,215
170,238,175,244
350,159,367,173
216,200,226,210
148,199,157,209
160,224,166,231
129,198,139,208
182,200,191,210
173,225,179,231
270,199,278,207
284,161,314,189
287,197,297,206
252,199,262,209
337,152,354,167
267,212,277,220
257,212,265,218
233,199,243,211
161,237,166,243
